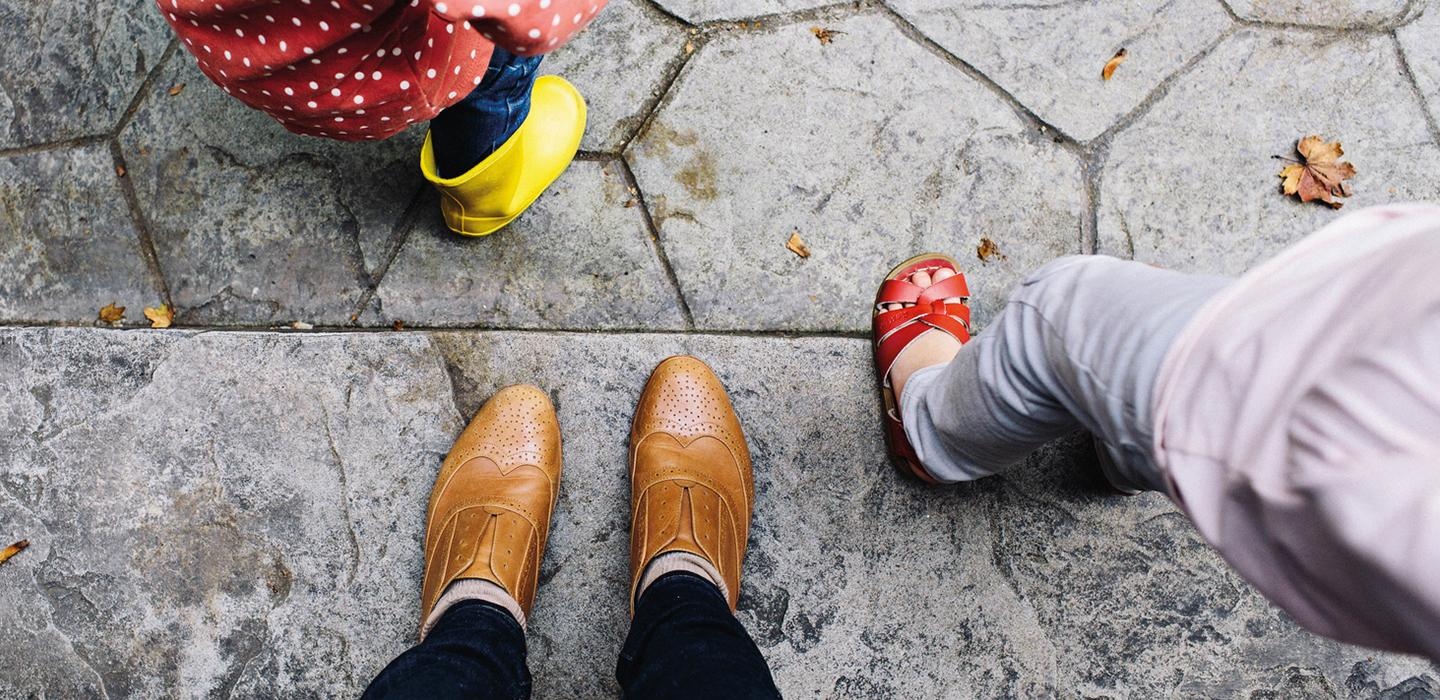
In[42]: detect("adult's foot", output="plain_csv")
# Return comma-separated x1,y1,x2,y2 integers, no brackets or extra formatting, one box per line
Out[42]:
882,265,967,401
627,356,753,612
417,385,562,637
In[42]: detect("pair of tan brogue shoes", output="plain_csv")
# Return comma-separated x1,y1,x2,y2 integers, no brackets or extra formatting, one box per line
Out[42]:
416,356,753,631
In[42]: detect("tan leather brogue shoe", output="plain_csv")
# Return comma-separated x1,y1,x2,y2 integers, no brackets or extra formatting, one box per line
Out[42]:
628,356,754,612
419,385,562,630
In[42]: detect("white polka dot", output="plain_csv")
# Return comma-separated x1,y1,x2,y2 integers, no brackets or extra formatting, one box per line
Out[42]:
435,2,447,11
372,71,382,80
284,86,294,95
426,68,437,78
330,87,341,96
353,95,364,104
354,71,365,80
399,80,411,89
307,100,318,108
308,81,319,89
509,3,521,16
448,90,457,98
471,5,485,16
527,28,540,38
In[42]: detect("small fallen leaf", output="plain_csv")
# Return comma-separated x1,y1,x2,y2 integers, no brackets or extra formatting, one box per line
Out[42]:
290,321,314,330
786,230,811,258
143,304,173,328
115,164,126,178
98,303,126,324
623,198,638,208
977,237,1007,262
811,26,844,45
392,320,406,331
0,540,28,567
684,40,695,55
1101,48,1128,81
168,83,186,97
1278,135,1357,208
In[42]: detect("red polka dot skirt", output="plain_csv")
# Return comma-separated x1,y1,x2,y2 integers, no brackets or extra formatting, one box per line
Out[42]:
158,0,606,141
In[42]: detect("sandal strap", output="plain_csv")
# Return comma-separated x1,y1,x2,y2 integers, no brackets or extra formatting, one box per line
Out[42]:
916,274,969,305
874,301,971,346
873,305,972,383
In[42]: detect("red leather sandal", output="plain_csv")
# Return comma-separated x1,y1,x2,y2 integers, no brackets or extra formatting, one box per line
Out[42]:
872,253,972,483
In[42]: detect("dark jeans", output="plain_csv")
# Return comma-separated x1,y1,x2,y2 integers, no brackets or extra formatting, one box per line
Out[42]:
363,572,780,699
429,47,543,178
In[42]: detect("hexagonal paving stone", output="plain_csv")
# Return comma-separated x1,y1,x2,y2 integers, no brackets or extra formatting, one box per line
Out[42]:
0,0,172,148
0,145,162,323
541,0,689,151
627,14,1086,332
1226,0,1417,28
1398,3,1440,125
650,0,840,24
887,0,1233,142
119,56,425,327
1098,29,1440,274
372,160,688,330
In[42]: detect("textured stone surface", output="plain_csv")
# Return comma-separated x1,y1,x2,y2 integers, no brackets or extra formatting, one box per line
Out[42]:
1226,0,1417,28
541,0,688,151
650,0,841,24
372,160,688,330
4,327,1437,697
887,0,1233,142
0,0,171,148
1398,3,1440,127
628,15,1085,332
119,56,423,327
0,146,161,323
1098,29,1440,273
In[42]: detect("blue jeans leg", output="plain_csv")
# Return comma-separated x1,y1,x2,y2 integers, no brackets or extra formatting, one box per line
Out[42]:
362,600,531,700
428,47,543,178
616,572,781,699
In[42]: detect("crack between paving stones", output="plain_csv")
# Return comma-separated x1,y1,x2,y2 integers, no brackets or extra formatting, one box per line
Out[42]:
108,139,175,309
615,34,703,157
874,1,1083,150
687,2,866,31
348,183,428,324
111,38,182,140
1392,32,1440,148
0,135,112,159
615,155,696,329
1090,24,1237,148
5,321,873,339
321,406,362,587
1218,0,1422,34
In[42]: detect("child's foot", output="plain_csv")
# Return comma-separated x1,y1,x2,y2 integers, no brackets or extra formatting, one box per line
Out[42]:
872,255,973,483
882,266,966,402
420,75,587,237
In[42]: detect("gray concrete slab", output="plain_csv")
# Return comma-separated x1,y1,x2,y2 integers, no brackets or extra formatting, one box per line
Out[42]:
0,0,172,148
887,0,1233,143
627,13,1086,332
372,160,689,330
1398,3,1440,129
118,56,423,327
3,327,1436,698
540,0,690,152
0,145,162,323
1097,28,1440,273
1225,0,1417,28
650,0,843,24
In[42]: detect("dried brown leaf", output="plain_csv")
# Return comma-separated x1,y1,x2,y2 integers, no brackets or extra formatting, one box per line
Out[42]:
977,237,1007,262
98,302,126,324
143,304,173,328
168,83,186,97
1102,48,1128,81
0,540,29,567
786,230,812,258
115,164,127,178
811,27,844,45
392,319,406,331
1278,135,1357,208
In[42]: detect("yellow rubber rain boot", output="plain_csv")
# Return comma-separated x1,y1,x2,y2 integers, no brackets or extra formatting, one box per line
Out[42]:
420,75,587,236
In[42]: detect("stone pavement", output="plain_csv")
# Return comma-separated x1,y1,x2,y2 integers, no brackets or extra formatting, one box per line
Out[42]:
2,0,1440,697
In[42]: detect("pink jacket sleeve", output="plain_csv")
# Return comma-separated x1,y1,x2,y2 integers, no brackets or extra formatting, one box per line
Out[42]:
428,0,607,55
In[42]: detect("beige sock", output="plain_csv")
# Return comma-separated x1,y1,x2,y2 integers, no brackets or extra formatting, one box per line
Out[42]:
420,579,527,641
636,551,730,604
